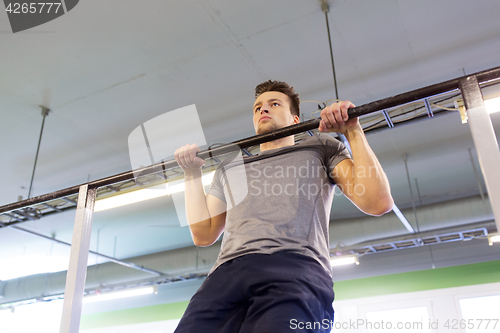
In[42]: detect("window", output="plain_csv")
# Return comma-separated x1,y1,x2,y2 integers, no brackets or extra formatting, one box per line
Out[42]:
459,294,500,332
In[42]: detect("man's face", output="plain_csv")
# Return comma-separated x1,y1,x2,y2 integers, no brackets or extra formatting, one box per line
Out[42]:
253,91,299,135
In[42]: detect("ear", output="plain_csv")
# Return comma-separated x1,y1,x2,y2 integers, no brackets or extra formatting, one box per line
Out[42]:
292,115,300,124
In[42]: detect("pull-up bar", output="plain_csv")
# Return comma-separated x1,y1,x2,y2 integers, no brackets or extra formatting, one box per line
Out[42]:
1,66,500,216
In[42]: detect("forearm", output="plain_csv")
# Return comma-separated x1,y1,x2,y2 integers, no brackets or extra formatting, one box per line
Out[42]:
184,171,214,244
344,125,393,215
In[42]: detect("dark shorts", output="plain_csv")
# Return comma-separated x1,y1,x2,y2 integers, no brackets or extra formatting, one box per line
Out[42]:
174,252,335,333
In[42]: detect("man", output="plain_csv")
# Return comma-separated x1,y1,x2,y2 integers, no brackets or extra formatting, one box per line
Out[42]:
174,80,393,332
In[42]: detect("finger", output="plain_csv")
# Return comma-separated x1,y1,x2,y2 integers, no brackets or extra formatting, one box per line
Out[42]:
174,148,186,169
331,104,344,125
342,101,356,121
338,101,348,121
318,120,327,132
321,106,336,128
174,149,181,167
189,144,205,166
177,145,190,169
183,144,195,166
196,155,206,166
339,101,352,121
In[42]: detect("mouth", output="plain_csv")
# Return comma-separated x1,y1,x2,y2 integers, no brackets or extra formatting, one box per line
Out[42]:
259,116,271,122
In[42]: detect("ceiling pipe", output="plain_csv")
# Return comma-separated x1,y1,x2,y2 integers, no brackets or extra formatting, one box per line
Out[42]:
320,0,339,100
27,106,50,200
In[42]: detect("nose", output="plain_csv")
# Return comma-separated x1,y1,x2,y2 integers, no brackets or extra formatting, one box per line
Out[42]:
260,107,269,114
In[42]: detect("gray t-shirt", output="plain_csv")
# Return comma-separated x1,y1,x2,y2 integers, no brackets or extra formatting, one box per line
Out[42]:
207,133,351,275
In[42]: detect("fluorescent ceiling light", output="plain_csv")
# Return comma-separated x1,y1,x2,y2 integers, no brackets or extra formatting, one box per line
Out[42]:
488,234,500,246
94,171,215,212
83,286,157,304
485,96,500,114
330,255,359,267
454,95,500,122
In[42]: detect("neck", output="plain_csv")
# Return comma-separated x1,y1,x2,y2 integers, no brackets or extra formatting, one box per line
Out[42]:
259,135,295,152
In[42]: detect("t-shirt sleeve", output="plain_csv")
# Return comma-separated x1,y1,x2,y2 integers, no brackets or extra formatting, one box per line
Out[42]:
316,133,352,183
207,166,227,204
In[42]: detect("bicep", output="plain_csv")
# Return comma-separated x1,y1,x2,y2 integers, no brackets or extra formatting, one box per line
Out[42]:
206,194,226,234
331,158,355,200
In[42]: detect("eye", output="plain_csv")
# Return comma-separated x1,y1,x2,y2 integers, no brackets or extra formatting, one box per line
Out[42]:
255,107,261,113
272,102,279,106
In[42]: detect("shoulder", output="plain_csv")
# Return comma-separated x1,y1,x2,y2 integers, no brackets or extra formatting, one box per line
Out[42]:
302,133,352,162
298,132,343,149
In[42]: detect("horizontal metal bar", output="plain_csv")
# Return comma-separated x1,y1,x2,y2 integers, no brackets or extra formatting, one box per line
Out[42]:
348,66,500,118
1,66,500,215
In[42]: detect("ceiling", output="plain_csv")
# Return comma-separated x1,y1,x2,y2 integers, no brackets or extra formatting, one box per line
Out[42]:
1,0,500,304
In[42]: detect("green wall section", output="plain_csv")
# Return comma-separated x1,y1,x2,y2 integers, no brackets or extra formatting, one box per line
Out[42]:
80,260,500,330
333,259,500,300
80,301,189,330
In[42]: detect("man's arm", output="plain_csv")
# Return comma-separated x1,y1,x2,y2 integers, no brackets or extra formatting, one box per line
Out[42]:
175,144,227,246
319,101,394,216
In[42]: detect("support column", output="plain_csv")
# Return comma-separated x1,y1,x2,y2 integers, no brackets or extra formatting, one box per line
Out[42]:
59,185,97,333
459,76,500,232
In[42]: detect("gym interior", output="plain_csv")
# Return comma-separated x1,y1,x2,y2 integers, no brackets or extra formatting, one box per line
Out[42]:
1,1,499,332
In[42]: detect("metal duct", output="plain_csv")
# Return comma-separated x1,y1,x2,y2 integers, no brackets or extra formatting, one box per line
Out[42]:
0,195,493,305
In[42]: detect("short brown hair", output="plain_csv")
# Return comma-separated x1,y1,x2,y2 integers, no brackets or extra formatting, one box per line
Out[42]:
255,80,300,117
